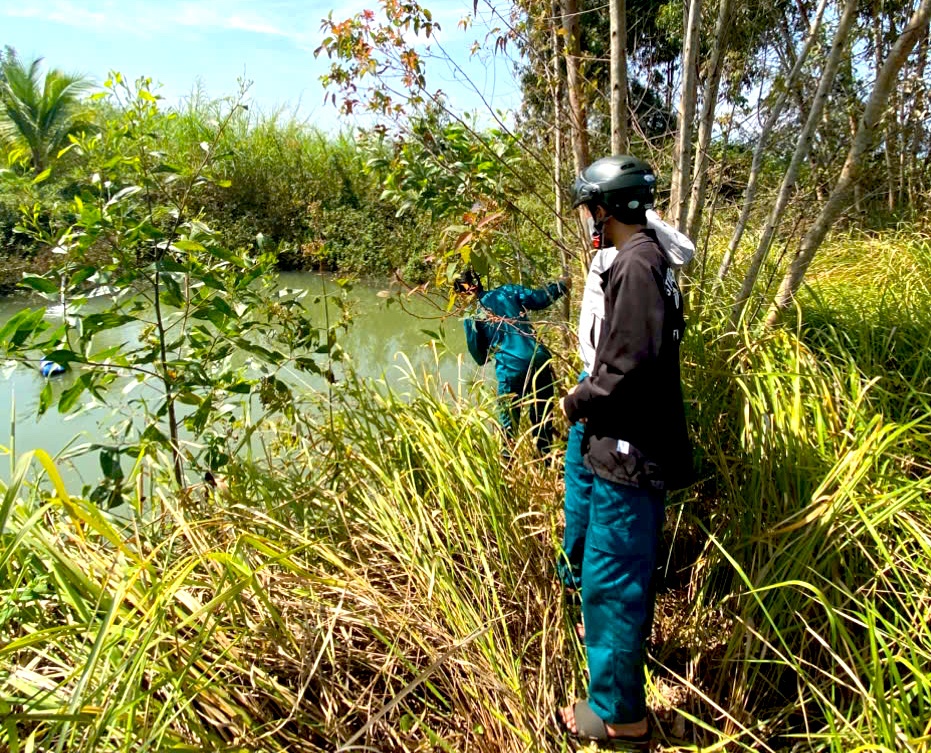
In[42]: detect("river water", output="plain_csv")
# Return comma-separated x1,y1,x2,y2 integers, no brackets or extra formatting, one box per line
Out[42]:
0,272,472,486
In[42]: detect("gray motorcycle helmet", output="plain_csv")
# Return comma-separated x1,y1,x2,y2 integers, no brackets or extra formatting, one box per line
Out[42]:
570,155,656,224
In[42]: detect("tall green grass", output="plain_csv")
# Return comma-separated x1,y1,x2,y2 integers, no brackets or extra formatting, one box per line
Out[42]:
2,231,930,751
672,230,931,750
161,96,438,279
0,355,573,751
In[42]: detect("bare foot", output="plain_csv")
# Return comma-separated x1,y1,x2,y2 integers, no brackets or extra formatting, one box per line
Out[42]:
559,703,649,739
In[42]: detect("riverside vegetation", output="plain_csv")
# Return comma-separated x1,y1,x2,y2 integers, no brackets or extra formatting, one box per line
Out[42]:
1,53,930,753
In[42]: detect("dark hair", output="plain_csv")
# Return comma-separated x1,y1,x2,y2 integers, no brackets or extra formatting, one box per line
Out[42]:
453,269,483,294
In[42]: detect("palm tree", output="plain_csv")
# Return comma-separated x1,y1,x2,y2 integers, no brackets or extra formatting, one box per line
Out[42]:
0,55,94,174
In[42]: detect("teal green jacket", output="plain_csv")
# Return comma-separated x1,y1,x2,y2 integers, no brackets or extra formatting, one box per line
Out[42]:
463,281,567,383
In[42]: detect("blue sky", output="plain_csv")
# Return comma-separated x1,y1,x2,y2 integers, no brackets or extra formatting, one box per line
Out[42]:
0,0,523,128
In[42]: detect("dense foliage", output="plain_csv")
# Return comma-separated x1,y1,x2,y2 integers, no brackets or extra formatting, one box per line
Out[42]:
0,59,448,294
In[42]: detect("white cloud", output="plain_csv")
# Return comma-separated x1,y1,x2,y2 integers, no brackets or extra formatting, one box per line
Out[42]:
2,2,130,34
225,15,288,36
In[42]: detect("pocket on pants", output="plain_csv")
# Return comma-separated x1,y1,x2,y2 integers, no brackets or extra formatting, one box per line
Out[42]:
588,521,652,558
588,480,661,559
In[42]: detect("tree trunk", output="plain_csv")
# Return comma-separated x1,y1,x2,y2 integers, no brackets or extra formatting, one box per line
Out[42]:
610,0,629,152
551,0,571,326
730,0,857,326
766,0,931,327
561,0,590,174
907,34,929,206
669,0,702,231
686,0,735,241
851,109,863,214
876,13,899,213
717,0,829,282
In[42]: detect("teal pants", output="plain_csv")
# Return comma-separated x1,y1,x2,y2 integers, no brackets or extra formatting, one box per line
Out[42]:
582,476,665,724
497,361,556,454
561,404,665,724
559,419,589,591
582,475,664,723
559,371,591,590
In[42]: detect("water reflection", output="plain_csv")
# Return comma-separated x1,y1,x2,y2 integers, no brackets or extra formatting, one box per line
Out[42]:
0,272,472,485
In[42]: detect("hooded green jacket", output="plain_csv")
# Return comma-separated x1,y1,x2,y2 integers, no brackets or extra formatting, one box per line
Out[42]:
463,281,567,384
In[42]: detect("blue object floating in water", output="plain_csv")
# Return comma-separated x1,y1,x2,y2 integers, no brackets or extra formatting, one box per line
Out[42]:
40,359,68,377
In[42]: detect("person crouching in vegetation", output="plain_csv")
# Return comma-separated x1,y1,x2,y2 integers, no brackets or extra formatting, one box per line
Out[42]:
454,269,568,456
557,155,693,744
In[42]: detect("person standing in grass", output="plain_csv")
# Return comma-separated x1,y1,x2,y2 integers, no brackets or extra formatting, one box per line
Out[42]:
557,155,693,744
559,191,694,597
455,269,568,456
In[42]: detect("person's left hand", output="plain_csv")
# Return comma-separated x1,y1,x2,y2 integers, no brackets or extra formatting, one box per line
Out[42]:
560,383,579,419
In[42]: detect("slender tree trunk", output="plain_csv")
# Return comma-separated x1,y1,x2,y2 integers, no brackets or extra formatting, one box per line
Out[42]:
686,0,734,241
876,14,899,213
717,0,829,281
669,0,702,231
561,0,590,174
551,0,571,325
851,109,863,213
898,84,907,209
767,0,931,326
730,0,857,326
907,35,929,206
610,0,629,152
782,14,829,202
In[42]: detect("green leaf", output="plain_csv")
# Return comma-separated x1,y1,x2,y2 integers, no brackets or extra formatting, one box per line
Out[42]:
82,313,136,339
0,308,46,349
141,425,169,445
105,186,142,207
173,239,207,253
211,296,237,319
99,447,125,481
234,338,284,365
58,377,89,413
41,349,84,366
471,250,489,277
159,272,184,308
206,446,230,472
69,266,98,288
20,275,60,296
157,258,188,273
206,245,246,267
199,273,228,291
32,168,51,184
294,357,321,373
38,381,54,417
